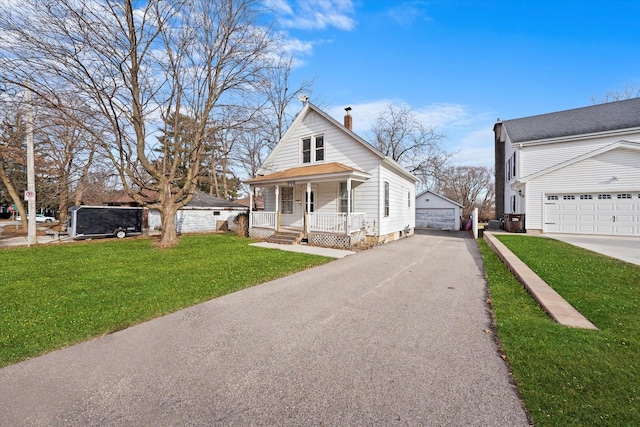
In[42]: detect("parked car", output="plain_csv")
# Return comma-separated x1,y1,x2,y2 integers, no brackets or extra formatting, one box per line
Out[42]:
15,213,56,223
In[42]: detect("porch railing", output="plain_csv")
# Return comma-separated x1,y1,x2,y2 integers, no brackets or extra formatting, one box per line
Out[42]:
251,211,276,229
308,212,366,235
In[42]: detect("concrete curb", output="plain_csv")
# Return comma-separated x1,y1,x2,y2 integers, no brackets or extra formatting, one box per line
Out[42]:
484,231,598,330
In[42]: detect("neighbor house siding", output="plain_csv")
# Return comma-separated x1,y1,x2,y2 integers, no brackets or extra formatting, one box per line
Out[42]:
525,147,640,231
518,134,638,177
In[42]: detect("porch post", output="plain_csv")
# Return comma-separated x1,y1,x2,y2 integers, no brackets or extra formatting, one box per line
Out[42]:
248,187,253,229
346,178,352,235
306,182,311,234
275,185,280,230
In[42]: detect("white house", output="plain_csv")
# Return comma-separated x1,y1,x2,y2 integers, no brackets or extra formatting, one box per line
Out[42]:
494,97,640,236
245,102,418,248
148,192,247,233
415,190,462,231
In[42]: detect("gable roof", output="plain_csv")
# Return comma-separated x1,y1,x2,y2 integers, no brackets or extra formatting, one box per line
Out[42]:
502,97,640,144
183,192,247,209
259,102,417,183
415,189,463,207
519,140,640,182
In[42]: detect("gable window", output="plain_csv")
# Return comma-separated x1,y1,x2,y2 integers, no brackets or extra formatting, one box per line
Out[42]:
281,186,293,214
339,182,354,213
302,138,311,163
384,182,390,217
302,135,324,164
315,136,324,161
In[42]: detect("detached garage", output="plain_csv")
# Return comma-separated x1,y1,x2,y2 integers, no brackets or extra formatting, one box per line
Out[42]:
415,190,462,231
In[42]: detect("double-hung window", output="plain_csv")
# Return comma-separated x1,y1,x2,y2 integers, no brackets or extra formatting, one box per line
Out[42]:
302,135,324,164
384,182,390,217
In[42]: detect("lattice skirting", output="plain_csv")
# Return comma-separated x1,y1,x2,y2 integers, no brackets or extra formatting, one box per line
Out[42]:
309,230,366,249
249,227,276,239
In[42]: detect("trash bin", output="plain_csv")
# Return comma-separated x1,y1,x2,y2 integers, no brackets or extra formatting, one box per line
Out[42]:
505,214,525,233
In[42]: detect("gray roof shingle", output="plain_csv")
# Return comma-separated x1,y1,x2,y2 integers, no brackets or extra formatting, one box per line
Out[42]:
185,192,247,209
502,97,640,144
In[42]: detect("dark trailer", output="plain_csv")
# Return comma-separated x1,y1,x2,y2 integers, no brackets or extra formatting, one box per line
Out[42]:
68,206,144,239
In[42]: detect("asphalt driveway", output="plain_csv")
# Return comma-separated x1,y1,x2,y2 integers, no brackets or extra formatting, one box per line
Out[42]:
0,232,528,426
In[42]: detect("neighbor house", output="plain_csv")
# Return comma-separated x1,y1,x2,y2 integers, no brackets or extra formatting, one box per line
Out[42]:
245,102,418,248
494,97,640,236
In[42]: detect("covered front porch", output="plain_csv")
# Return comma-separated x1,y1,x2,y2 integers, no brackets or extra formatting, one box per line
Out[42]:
245,162,371,248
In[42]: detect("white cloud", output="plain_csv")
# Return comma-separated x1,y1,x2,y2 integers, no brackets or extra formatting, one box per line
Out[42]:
384,1,432,27
263,0,293,15
268,0,356,31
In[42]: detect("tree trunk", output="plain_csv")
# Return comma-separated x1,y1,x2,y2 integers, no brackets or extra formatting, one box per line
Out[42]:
157,183,180,247
0,166,27,232
58,180,69,230
158,206,179,247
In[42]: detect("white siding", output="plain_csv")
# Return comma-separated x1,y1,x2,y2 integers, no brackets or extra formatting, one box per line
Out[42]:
261,110,381,174
176,209,245,233
519,132,640,177
525,147,640,231
378,164,416,236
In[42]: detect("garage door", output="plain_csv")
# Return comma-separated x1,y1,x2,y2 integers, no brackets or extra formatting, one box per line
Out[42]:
416,208,455,230
545,192,640,235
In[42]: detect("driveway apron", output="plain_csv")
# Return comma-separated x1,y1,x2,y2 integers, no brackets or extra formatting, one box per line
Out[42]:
0,232,529,426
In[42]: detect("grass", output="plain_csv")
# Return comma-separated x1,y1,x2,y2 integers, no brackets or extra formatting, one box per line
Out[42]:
479,235,640,426
0,234,332,367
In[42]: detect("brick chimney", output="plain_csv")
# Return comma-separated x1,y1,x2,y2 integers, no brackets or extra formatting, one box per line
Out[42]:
344,107,352,130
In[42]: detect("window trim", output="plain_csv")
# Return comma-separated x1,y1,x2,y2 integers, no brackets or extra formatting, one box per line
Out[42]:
339,182,354,213
384,181,390,217
280,186,294,214
301,134,325,164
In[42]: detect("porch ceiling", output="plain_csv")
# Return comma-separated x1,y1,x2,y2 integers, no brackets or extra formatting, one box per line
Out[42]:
245,162,371,186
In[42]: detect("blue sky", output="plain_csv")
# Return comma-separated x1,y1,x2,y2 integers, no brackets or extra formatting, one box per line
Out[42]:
266,0,640,167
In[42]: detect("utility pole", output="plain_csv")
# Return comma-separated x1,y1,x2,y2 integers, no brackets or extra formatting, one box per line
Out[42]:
25,83,36,246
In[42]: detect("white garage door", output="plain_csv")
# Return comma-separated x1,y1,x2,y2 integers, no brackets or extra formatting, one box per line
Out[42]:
416,208,455,230
545,192,640,236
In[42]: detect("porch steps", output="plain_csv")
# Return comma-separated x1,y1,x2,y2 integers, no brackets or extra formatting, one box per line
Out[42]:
266,231,303,245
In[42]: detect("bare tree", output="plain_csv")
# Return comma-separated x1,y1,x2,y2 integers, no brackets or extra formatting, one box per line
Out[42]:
370,103,453,188
435,165,494,220
0,86,28,231
234,56,315,188
592,83,640,104
0,0,277,247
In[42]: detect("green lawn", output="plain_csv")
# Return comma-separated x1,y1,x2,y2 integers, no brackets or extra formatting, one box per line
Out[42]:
479,235,640,426
0,234,332,367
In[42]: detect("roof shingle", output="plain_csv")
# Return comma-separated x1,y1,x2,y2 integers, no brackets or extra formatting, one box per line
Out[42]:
502,97,640,144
